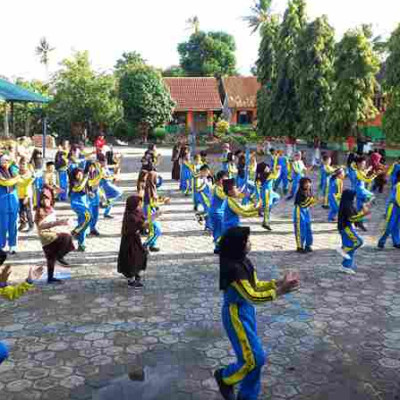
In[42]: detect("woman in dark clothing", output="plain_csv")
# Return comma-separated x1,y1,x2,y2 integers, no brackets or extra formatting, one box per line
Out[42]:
117,195,148,288
171,143,181,181
35,185,75,284
214,227,299,400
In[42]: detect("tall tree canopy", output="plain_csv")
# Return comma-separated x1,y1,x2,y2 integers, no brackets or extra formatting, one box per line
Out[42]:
114,51,146,77
178,31,237,77
118,65,175,142
243,0,272,34
383,24,400,143
331,29,380,138
271,0,306,137
49,51,121,138
297,16,335,139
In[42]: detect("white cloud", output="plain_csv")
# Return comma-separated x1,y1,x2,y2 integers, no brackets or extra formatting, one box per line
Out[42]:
1,0,398,81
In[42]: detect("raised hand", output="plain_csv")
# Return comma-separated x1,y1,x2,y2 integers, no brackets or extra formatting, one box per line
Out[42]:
28,266,44,282
0,265,12,284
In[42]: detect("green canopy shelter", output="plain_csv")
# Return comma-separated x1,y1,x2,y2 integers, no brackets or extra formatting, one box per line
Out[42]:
0,78,50,155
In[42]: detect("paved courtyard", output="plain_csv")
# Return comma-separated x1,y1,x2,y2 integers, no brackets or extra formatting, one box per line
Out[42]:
1,146,400,400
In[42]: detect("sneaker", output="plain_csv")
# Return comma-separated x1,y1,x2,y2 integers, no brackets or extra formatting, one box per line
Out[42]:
57,258,70,266
47,278,64,284
149,247,160,252
77,245,86,252
339,266,356,275
262,224,272,231
394,244,400,249
104,214,114,219
356,222,368,232
90,229,100,237
214,369,235,400
128,280,144,288
296,248,306,253
377,242,385,250
322,205,330,210
214,249,220,255
305,246,313,253
336,247,351,260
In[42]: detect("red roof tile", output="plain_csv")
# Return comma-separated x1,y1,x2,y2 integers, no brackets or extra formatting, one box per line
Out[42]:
163,77,222,111
222,76,261,109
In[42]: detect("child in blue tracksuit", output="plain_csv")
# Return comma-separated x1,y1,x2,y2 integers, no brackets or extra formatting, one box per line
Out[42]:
378,171,400,250
0,154,20,254
259,164,280,231
30,149,44,208
221,143,231,172
209,171,228,254
70,168,91,252
192,154,204,211
214,227,299,400
54,141,70,201
293,177,317,253
287,152,307,200
222,179,260,235
387,159,400,189
142,171,167,252
337,189,370,274
319,154,335,209
180,152,193,196
354,157,376,231
99,158,123,219
273,151,291,195
86,161,102,236
194,164,213,231
328,169,345,222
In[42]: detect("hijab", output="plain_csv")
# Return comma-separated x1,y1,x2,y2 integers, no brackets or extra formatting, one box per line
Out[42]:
338,189,356,231
121,195,145,235
370,152,382,169
219,227,253,291
294,178,312,206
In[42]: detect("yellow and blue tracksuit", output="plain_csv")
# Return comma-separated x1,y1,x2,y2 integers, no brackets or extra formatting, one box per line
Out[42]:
328,177,343,222
387,163,400,189
55,150,69,201
143,199,162,248
339,211,366,271
180,161,193,195
195,177,213,230
87,164,102,233
261,170,280,226
320,164,335,207
100,167,123,217
347,162,358,191
192,162,204,209
293,196,317,250
222,269,277,400
209,186,227,251
355,169,374,212
274,156,291,194
32,166,43,208
223,197,259,233
0,166,19,250
70,178,91,247
228,163,238,180
221,151,230,172
289,161,305,198
378,183,400,248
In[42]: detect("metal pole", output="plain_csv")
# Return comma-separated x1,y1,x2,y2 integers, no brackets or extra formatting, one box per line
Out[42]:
4,102,9,137
42,114,47,159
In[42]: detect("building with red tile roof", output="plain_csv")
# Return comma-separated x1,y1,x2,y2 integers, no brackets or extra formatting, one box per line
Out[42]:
163,77,222,134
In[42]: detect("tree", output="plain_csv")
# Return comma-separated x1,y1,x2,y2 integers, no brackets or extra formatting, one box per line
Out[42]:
35,37,55,79
270,0,306,138
383,24,400,143
162,65,186,77
118,65,175,142
178,31,237,77
49,51,121,139
243,0,273,34
297,16,335,140
331,28,380,138
114,51,146,77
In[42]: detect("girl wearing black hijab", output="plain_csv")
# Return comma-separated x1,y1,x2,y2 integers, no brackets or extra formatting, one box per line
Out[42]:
214,227,299,400
337,189,370,274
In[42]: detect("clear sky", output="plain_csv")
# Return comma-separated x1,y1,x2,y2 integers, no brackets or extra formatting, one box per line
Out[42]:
1,0,399,81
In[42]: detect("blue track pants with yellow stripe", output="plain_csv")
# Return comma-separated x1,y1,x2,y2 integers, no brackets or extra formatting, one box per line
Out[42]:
71,195,91,246
378,204,400,248
57,170,68,201
293,206,313,249
210,212,224,251
221,290,266,400
340,226,363,270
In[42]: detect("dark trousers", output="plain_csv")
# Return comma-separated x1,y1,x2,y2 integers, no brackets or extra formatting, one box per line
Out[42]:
19,198,33,227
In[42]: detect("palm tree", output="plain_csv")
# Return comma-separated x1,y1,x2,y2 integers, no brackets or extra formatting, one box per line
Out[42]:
186,16,200,35
35,37,55,79
243,0,272,34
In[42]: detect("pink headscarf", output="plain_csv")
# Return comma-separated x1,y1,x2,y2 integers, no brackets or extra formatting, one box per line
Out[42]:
371,152,382,169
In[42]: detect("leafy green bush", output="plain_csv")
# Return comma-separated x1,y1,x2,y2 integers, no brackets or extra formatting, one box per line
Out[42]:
113,120,138,139
149,126,167,142
215,120,230,138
